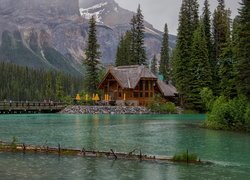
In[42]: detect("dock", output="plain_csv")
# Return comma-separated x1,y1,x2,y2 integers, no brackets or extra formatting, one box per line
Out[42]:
0,101,66,114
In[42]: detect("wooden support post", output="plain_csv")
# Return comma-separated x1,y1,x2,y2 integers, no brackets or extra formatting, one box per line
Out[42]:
187,149,189,164
22,143,26,154
82,148,86,156
58,144,61,155
110,149,117,159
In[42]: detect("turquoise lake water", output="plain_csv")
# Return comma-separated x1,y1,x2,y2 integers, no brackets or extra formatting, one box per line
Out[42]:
0,114,249,179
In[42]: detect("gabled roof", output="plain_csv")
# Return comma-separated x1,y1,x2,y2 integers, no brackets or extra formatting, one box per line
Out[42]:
107,65,157,89
157,80,178,97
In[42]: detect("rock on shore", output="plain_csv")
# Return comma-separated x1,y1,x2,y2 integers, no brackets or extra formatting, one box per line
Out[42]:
61,106,151,114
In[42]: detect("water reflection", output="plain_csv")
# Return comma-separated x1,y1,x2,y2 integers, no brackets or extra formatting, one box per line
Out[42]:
0,114,249,179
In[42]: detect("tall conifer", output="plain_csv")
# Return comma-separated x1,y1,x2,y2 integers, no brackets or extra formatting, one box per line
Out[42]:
84,16,101,94
159,23,170,81
188,22,212,110
129,5,146,65
236,0,250,99
173,0,199,106
212,0,231,94
202,0,212,68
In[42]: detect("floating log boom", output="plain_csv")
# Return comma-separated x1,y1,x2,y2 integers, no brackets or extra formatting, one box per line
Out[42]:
0,141,211,164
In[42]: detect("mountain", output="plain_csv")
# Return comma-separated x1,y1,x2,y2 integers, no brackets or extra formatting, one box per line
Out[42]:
0,0,176,76
79,0,176,61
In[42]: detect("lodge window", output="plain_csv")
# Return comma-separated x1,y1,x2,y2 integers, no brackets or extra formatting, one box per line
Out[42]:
145,92,149,97
145,81,148,90
119,93,122,97
134,92,139,98
139,81,143,90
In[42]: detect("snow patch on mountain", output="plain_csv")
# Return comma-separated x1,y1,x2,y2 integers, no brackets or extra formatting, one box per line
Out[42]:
80,2,108,23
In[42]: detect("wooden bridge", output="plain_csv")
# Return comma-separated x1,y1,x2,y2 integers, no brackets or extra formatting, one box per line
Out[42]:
0,101,67,114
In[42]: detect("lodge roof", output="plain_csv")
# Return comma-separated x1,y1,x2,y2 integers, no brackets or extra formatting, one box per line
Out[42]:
109,65,157,89
157,79,178,97
99,65,178,97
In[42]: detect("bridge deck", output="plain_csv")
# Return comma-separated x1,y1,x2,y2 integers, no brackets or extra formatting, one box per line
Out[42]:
0,101,66,114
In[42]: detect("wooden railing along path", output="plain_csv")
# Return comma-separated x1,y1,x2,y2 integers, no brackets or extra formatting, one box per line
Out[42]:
0,101,66,114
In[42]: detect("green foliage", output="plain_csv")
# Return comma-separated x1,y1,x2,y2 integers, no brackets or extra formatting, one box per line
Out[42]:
0,62,82,101
148,95,177,114
244,106,250,125
200,87,214,111
11,136,18,150
84,16,101,94
159,23,170,80
55,73,64,101
115,31,132,66
211,1,231,95
173,151,198,162
205,95,250,131
202,0,212,65
236,0,250,99
172,0,199,106
187,21,212,111
116,5,146,66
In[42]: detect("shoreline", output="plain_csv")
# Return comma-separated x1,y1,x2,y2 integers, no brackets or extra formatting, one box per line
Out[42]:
60,105,151,114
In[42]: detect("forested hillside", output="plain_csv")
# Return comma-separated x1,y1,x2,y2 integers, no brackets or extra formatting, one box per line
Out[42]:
0,62,83,101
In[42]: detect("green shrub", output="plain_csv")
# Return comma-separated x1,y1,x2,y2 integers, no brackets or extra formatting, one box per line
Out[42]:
148,95,177,114
205,95,249,131
173,151,197,162
200,87,214,111
244,106,250,125
11,136,18,150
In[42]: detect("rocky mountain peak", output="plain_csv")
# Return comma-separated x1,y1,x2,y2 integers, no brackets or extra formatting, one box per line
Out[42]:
0,0,80,17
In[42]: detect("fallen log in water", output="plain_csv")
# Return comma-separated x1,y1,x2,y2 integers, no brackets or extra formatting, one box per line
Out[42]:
0,141,212,165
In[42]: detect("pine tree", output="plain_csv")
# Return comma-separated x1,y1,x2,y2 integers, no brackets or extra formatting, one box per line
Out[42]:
202,0,212,69
219,36,237,99
159,23,170,81
45,72,53,100
135,5,147,65
212,0,231,95
130,15,137,64
129,5,146,65
115,36,123,66
115,31,133,66
84,16,101,94
55,73,64,101
151,55,157,75
236,0,250,99
172,0,199,106
188,22,212,110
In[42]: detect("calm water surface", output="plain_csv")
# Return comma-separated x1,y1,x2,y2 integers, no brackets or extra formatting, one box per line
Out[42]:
0,114,249,179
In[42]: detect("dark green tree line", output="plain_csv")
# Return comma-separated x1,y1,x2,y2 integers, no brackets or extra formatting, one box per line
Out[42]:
0,62,82,101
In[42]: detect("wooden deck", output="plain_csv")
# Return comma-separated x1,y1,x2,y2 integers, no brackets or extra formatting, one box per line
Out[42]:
0,101,66,114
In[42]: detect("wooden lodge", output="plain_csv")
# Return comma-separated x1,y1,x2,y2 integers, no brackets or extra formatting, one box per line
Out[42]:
98,65,178,106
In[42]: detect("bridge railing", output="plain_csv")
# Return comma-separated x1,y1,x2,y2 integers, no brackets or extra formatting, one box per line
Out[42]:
0,101,66,112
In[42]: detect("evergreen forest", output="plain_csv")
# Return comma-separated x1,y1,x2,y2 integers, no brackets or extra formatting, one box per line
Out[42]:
0,62,82,102
172,0,250,131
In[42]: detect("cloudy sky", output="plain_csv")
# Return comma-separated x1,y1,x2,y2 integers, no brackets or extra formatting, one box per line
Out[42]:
114,0,241,35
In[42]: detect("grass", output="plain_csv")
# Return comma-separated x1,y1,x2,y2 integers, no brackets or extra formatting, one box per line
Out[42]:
172,151,198,162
